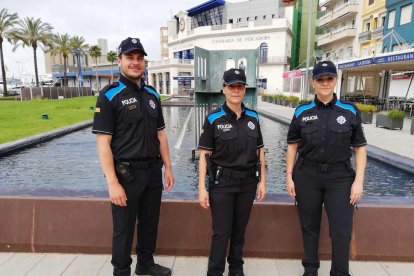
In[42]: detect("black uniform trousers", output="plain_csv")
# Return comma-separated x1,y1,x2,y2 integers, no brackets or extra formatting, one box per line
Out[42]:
294,160,355,276
207,175,257,276
111,160,163,276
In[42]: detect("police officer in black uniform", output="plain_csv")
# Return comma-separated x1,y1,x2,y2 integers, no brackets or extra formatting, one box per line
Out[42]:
198,68,266,276
286,61,367,276
92,37,174,276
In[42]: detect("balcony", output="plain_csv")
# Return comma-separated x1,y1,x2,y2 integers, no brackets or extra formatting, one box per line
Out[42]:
372,26,384,39
358,31,372,43
318,1,358,27
317,27,357,46
258,56,290,65
148,59,194,67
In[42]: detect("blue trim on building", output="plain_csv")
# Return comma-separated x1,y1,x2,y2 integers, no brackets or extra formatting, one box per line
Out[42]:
335,100,357,114
105,81,126,101
207,108,226,124
144,86,160,99
187,0,225,16
52,68,121,78
245,110,259,121
294,101,315,118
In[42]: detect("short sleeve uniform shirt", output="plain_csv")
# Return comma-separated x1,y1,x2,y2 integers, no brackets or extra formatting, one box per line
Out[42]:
198,102,264,170
287,94,366,163
92,75,165,160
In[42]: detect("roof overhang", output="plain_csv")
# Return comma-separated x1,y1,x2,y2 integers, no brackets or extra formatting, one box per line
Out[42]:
187,0,225,16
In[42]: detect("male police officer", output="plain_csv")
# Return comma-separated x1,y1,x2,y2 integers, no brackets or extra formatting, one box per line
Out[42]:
286,61,366,276
93,37,174,276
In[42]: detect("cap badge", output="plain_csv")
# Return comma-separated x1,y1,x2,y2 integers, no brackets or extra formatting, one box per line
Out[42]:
337,115,346,125
149,99,156,109
248,121,255,130
322,63,328,66
131,38,137,44
235,70,240,74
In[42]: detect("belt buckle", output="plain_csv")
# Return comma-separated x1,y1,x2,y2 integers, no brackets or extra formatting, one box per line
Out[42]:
319,163,330,173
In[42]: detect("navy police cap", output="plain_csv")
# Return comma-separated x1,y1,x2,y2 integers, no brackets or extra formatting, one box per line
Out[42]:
118,37,147,56
312,60,337,79
223,68,247,85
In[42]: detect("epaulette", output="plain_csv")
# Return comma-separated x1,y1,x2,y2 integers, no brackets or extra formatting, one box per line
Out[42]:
104,81,126,101
144,85,160,99
335,99,357,115
244,107,259,121
207,107,226,124
294,101,316,118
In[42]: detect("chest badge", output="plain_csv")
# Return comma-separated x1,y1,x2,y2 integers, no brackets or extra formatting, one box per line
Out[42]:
337,115,346,125
149,99,156,109
248,121,255,130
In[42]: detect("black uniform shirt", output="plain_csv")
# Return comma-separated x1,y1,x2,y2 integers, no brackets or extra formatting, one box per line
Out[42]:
198,102,264,170
287,94,367,163
92,75,165,160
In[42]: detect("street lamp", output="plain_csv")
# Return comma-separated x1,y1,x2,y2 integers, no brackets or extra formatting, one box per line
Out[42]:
71,48,83,88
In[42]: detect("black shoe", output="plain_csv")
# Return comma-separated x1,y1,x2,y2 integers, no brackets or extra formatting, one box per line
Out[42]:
135,263,172,276
228,271,245,276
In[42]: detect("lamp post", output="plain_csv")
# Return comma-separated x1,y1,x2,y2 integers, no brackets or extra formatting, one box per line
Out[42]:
71,48,83,88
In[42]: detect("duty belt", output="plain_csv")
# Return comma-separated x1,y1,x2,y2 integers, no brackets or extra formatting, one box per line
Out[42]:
118,156,161,169
301,158,350,173
220,166,256,180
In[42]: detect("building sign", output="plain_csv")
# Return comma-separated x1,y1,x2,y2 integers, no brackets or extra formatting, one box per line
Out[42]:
391,74,412,80
338,50,414,69
338,58,373,69
283,70,302,78
211,35,271,44
173,76,194,81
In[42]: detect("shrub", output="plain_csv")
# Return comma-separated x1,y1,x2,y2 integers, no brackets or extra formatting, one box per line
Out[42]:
299,99,312,105
286,96,299,102
355,103,377,113
387,109,405,120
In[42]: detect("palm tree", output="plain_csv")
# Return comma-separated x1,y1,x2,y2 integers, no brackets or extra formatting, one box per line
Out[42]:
11,17,53,87
47,33,71,86
107,50,117,83
0,8,19,96
89,45,101,91
70,35,89,87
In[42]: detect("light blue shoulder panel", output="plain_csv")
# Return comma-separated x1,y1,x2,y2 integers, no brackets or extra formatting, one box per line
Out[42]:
104,82,126,101
294,101,316,118
144,86,160,99
207,108,226,124
335,100,356,115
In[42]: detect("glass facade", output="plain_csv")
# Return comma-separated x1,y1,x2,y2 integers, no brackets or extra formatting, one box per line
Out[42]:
191,7,224,29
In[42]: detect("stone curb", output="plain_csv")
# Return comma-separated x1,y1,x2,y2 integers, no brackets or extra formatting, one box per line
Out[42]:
0,120,93,157
257,109,414,175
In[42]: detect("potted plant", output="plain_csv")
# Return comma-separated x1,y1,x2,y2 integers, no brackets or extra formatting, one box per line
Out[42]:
355,103,377,124
376,110,405,130
299,99,312,105
287,96,300,108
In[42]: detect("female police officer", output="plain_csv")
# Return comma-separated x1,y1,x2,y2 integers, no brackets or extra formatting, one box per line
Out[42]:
286,61,367,276
198,68,266,276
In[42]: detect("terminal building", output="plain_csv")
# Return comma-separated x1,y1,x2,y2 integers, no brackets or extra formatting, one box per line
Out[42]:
147,0,294,95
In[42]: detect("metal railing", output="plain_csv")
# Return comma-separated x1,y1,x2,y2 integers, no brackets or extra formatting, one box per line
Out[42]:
20,86,93,101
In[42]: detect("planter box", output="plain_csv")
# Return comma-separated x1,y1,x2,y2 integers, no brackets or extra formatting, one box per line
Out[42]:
290,101,299,108
411,119,414,135
361,112,374,124
376,114,403,130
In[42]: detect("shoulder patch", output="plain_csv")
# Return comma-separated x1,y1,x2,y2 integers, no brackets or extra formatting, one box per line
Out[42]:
245,109,259,121
294,101,316,118
105,81,126,101
335,99,357,115
144,85,160,99
207,108,226,124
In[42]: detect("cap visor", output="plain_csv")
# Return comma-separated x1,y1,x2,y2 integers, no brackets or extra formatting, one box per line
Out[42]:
121,48,147,56
312,72,337,79
224,80,247,85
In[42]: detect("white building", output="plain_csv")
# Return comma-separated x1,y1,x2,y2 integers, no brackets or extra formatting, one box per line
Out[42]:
147,0,293,95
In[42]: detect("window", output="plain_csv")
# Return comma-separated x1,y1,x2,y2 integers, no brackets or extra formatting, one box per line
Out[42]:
365,20,371,31
380,15,386,26
272,14,275,19
388,10,395,29
400,4,412,25
263,15,266,20
247,17,249,21
259,43,268,63
238,18,242,22
368,0,374,5
229,19,233,23
254,16,258,20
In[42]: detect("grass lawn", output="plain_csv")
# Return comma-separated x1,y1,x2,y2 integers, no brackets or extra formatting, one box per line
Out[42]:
0,96,97,144
0,95,171,144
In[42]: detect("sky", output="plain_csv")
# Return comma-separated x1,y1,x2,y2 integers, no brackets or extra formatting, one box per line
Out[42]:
2,0,246,80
